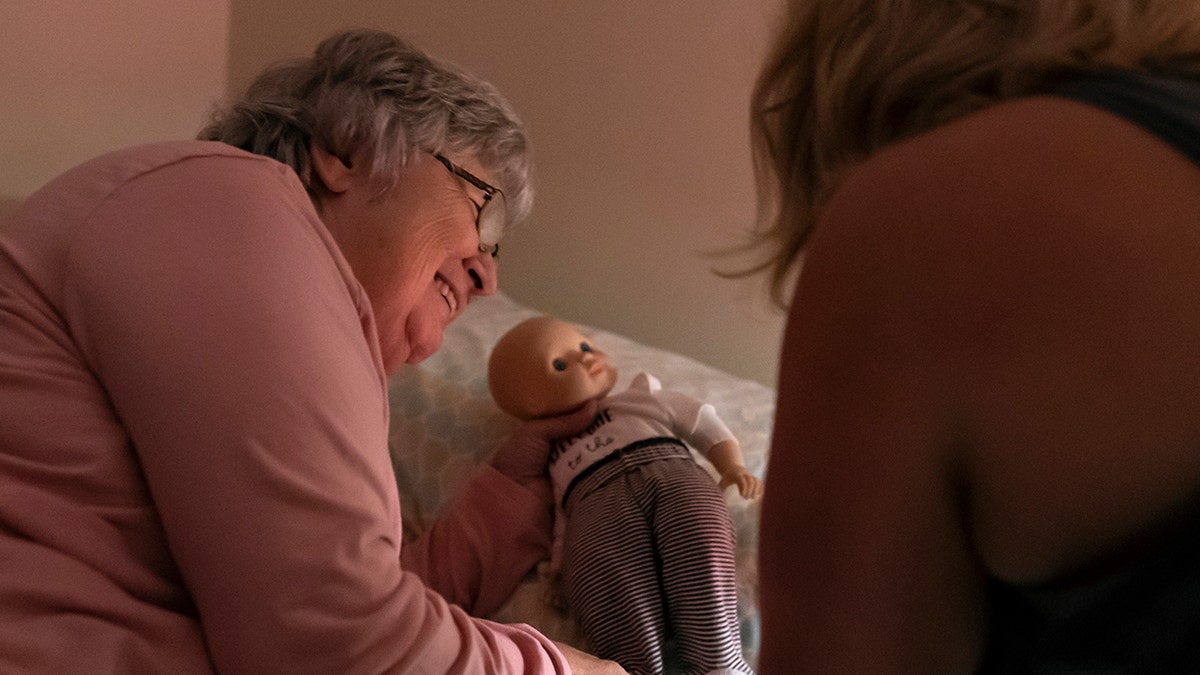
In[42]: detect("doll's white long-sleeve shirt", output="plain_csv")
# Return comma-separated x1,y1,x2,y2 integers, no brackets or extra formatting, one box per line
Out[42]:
547,373,736,508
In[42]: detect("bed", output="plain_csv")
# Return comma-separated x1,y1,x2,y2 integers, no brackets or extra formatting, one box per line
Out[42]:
386,291,775,668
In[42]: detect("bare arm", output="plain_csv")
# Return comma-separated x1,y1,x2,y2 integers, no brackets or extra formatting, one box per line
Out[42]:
758,128,989,673
760,95,1200,672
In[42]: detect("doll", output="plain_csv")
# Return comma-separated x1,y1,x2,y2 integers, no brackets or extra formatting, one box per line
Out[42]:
488,316,762,675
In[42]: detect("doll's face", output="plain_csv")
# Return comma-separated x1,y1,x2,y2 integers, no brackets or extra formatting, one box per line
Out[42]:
489,317,619,419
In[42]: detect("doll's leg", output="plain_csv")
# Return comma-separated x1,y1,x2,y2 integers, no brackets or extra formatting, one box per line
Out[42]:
564,474,666,674
649,460,753,674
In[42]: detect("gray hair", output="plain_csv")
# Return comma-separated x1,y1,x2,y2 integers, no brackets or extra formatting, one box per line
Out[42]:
199,28,533,227
745,0,1200,307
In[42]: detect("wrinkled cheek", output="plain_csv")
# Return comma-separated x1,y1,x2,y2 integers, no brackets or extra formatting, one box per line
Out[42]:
369,260,441,371
371,286,424,373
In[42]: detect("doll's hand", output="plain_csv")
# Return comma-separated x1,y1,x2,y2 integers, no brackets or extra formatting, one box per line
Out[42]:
489,400,599,501
719,467,764,501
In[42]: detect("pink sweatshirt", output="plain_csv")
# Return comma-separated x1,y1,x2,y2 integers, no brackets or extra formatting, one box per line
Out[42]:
0,141,566,674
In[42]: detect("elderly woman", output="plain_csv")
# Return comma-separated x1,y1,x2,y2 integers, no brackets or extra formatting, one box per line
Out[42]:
0,29,619,674
750,1,1200,673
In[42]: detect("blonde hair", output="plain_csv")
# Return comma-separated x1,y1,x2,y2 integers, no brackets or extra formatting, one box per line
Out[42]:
746,0,1200,307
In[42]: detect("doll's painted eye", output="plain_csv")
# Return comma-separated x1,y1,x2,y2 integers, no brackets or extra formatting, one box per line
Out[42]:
553,359,567,371
580,343,593,353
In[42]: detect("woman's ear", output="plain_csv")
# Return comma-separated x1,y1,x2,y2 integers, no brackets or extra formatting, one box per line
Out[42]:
310,145,356,194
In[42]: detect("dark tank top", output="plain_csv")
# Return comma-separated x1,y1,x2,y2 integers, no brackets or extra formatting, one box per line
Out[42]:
977,69,1200,674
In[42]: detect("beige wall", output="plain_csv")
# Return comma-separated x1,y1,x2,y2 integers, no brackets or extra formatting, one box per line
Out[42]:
2,1,785,385
0,2,229,196
229,1,786,385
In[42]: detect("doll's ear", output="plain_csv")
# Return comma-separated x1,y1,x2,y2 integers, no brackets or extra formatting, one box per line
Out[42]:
310,145,356,194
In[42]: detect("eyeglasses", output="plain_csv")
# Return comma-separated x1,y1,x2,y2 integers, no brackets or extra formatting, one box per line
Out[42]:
433,153,505,257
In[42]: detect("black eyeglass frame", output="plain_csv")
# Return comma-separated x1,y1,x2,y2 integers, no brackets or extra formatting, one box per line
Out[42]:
433,153,505,257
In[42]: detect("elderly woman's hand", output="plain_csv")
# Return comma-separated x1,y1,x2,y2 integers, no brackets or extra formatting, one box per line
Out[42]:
489,399,599,502
555,642,628,674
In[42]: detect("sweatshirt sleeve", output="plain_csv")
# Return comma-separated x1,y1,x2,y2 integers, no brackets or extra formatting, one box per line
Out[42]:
401,465,553,618
62,152,566,674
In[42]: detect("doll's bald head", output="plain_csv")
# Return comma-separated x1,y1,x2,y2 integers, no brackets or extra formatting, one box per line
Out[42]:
488,316,618,420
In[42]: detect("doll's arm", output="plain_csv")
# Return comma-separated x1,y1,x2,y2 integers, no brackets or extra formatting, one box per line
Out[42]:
707,438,764,500
668,390,763,501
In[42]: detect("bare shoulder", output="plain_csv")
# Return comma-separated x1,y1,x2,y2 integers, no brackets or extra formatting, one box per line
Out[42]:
819,95,1200,261
797,94,1200,583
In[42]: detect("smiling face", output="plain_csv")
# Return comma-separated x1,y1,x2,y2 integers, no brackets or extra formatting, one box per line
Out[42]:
488,316,619,420
312,150,500,372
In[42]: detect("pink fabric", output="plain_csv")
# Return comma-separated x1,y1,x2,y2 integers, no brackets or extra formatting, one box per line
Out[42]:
0,141,565,674
402,467,556,618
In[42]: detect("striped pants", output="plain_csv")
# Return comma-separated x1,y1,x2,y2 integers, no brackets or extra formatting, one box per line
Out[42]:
562,439,752,675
